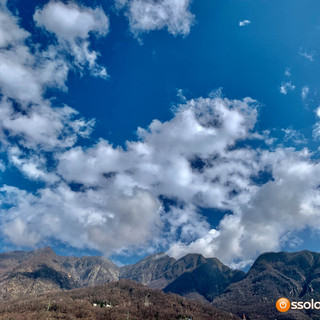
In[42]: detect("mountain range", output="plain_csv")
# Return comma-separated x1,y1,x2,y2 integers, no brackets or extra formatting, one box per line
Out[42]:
1,247,320,319
213,250,320,320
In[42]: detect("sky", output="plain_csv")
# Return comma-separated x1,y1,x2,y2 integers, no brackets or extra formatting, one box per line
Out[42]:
1,0,320,269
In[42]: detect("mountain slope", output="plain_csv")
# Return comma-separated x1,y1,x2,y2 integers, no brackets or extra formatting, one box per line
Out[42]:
0,279,241,320
119,252,176,288
0,247,246,304
213,250,320,320
0,247,119,300
164,257,245,301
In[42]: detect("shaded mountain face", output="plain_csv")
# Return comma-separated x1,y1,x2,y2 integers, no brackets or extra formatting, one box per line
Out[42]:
0,279,241,320
163,256,245,302
120,252,245,302
213,250,320,320
120,253,211,289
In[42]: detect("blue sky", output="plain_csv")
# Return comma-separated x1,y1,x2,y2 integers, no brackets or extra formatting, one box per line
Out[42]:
1,0,320,268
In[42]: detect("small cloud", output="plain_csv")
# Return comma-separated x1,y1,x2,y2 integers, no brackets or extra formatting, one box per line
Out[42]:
282,127,307,145
299,48,315,62
315,106,320,118
280,81,295,95
313,122,320,139
0,160,5,172
301,86,310,100
285,68,291,77
115,0,195,37
239,20,251,27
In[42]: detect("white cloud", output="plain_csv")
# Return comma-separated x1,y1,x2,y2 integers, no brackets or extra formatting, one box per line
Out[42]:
299,48,314,62
34,1,109,78
2,88,320,267
57,96,260,210
0,5,71,106
316,106,320,118
285,68,291,77
7,146,58,183
301,86,310,100
282,127,307,145
0,98,94,150
0,184,161,254
312,107,320,140
0,160,5,172
0,1,97,157
239,19,251,27
0,10,29,47
116,0,195,36
313,123,320,140
280,81,295,94
1,0,320,269
168,148,320,267
0,95,263,256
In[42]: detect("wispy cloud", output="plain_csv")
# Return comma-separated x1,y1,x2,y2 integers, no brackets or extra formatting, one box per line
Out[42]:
285,68,291,77
299,48,315,62
313,106,320,140
239,19,251,27
301,86,310,100
282,127,307,145
280,81,295,94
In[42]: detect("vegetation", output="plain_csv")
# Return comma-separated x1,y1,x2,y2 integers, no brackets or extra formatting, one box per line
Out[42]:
0,280,240,320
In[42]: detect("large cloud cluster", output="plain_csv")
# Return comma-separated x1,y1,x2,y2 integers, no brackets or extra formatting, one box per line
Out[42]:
0,0,197,257
1,0,320,268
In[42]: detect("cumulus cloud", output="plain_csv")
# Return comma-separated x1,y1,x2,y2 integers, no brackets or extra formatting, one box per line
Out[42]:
0,185,160,254
168,148,320,267
0,95,263,256
2,0,320,269
0,98,94,151
34,1,109,77
57,96,260,210
3,82,320,267
2,83,320,266
0,10,68,105
0,1,104,248
239,19,251,27
116,0,195,36
280,81,295,94
0,0,98,176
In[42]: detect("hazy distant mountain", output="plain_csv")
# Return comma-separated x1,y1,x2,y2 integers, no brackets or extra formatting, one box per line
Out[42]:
213,250,320,320
0,247,119,300
0,279,241,320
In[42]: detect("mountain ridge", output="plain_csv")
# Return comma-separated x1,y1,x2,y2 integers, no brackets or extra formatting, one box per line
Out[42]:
0,247,243,302
213,250,320,320
2,247,320,319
